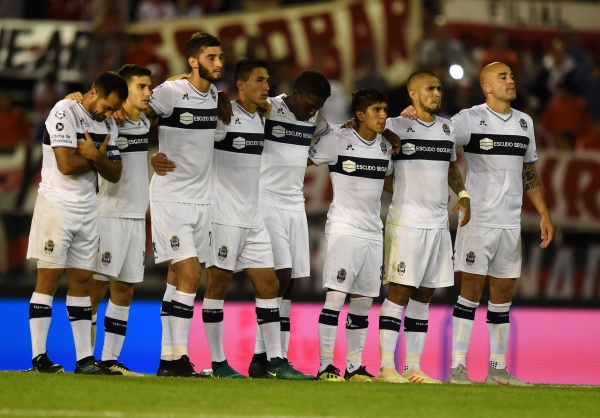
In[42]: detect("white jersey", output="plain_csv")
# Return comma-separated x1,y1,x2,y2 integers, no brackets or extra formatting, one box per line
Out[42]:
308,128,393,239
259,94,333,210
98,114,150,219
385,116,457,228
40,100,120,214
212,101,265,227
148,79,219,204
452,104,538,228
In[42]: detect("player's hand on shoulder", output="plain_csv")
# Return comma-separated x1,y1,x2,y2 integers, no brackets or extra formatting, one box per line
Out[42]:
65,92,83,102
217,91,233,125
112,108,129,127
382,129,401,155
151,152,176,176
167,73,191,81
257,101,272,117
401,105,418,120
341,118,356,129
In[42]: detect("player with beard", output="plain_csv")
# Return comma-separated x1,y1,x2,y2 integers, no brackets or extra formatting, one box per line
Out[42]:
148,32,223,377
378,71,470,384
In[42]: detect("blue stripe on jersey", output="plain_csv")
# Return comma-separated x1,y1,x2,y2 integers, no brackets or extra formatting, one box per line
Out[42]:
159,107,218,130
117,133,149,153
464,134,529,156
329,156,389,179
264,119,315,147
214,132,264,155
392,139,454,161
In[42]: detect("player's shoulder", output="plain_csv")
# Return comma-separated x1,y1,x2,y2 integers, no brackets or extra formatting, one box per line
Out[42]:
386,115,411,128
51,99,78,114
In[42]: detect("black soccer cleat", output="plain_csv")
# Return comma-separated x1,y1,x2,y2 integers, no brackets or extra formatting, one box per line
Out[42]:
248,352,269,378
157,359,176,377
170,355,200,377
74,357,122,375
28,353,64,373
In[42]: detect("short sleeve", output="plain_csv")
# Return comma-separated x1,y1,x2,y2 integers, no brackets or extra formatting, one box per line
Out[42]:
451,110,471,147
214,119,227,142
46,102,77,149
105,119,121,161
313,112,335,139
308,131,339,166
148,82,174,118
523,115,538,163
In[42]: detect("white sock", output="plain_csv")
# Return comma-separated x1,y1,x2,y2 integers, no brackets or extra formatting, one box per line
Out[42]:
379,298,403,371
170,290,195,360
487,301,511,370
451,295,479,369
279,297,291,359
203,298,225,363
254,322,265,355
403,299,429,372
346,297,372,373
160,283,176,361
101,301,129,362
255,298,281,360
29,292,53,359
66,295,93,361
318,290,345,373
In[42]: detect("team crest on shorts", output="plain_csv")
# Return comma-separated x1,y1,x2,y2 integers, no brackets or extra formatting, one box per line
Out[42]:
519,118,528,131
337,268,347,283
170,236,180,251
44,240,55,255
397,261,406,276
466,251,476,266
218,245,229,261
442,123,450,135
101,252,112,266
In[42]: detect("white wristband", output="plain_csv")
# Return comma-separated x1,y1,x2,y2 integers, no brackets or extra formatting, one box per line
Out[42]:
458,190,470,199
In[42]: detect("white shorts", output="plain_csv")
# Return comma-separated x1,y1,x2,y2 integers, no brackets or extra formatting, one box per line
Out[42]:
383,224,454,288
26,195,99,270
261,204,309,279
454,224,522,279
322,233,383,298
207,223,274,271
93,218,146,283
150,201,212,264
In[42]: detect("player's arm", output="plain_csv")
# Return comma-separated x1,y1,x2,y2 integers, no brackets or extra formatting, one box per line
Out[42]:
150,152,177,176
217,91,233,125
77,132,122,183
54,147,95,175
383,174,393,194
382,129,400,155
448,161,471,226
523,162,554,249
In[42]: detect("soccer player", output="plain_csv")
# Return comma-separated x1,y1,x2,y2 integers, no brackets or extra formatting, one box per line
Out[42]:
378,71,470,384
27,71,127,374
149,32,223,377
310,89,392,382
88,64,152,376
404,62,554,385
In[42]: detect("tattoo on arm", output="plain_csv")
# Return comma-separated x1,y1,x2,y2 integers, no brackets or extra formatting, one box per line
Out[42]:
448,162,466,195
523,162,542,191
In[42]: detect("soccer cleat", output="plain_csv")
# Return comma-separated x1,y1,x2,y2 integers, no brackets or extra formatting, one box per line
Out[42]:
248,352,269,378
74,357,122,375
317,364,345,382
157,359,175,377
212,360,246,379
29,353,64,374
485,368,533,387
170,355,200,378
402,369,442,384
449,364,473,384
266,357,314,380
100,360,144,377
344,365,375,382
378,368,409,383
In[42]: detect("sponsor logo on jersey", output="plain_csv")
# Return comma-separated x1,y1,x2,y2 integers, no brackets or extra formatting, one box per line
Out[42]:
170,236,180,251
54,109,66,119
519,118,528,131
337,268,347,283
101,251,112,266
397,261,406,276
442,123,450,135
308,146,316,158
277,107,285,114
234,117,241,124
480,138,494,150
271,125,286,138
180,112,194,125
402,143,416,155
466,251,476,266
56,123,64,131
44,240,55,255
346,316,358,329
182,93,189,100
346,144,354,150
342,160,356,173
218,245,229,260
479,120,487,126
406,127,415,132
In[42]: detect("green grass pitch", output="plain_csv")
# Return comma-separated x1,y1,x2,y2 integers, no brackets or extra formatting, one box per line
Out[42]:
0,372,598,417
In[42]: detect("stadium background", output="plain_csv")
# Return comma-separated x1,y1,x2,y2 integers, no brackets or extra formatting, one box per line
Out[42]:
0,0,598,384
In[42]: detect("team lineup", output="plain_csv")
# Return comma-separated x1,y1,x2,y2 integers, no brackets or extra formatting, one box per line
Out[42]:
25,32,554,384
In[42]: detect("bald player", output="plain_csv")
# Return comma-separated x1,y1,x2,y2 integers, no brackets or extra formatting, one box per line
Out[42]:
378,71,470,384
402,62,554,385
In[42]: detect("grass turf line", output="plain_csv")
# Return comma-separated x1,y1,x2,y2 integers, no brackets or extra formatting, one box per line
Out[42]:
0,372,598,417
